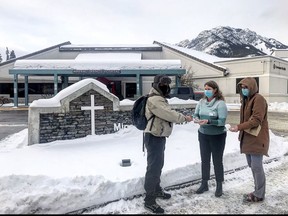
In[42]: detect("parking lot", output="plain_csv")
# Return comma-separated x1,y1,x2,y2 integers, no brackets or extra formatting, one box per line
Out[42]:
0,109,288,142
0,109,28,141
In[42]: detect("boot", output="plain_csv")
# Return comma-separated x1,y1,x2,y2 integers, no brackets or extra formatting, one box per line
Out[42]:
215,181,223,197
154,190,171,199
144,195,164,213
196,180,208,194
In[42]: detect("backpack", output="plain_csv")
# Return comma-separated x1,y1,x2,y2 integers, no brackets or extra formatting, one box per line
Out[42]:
131,94,155,130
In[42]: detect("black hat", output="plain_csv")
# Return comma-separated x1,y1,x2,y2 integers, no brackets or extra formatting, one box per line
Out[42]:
153,75,171,97
153,74,171,85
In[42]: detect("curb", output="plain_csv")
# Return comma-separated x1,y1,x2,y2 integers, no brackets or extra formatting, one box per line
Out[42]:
0,107,29,111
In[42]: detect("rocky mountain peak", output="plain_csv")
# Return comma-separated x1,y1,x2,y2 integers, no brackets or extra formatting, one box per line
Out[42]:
176,26,288,58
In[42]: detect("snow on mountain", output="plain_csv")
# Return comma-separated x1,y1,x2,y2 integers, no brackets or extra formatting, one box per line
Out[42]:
176,26,288,58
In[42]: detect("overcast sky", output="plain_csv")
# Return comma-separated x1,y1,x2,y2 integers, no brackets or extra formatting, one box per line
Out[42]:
0,0,288,59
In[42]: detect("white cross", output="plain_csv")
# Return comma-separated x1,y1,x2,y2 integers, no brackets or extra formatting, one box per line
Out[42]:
81,95,104,135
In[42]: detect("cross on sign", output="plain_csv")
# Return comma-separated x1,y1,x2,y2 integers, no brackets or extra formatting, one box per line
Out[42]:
81,95,104,135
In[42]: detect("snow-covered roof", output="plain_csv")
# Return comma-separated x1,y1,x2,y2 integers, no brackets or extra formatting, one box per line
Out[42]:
75,52,142,60
61,44,161,48
155,41,228,72
30,78,109,107
13,59,182,70
60,44,162,52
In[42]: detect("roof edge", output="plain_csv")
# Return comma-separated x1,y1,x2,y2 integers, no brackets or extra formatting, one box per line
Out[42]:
0,41,71,67
153,41,228,75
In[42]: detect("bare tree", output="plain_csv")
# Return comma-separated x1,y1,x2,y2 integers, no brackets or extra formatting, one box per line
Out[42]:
180,72,199,90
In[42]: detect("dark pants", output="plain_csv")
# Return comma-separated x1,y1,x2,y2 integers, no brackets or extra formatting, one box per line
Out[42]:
198,131,226,182
144,133,166,203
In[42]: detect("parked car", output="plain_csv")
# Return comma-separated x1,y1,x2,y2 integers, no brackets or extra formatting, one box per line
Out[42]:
170,86,195,100
170,86,204,101
194,91,205,101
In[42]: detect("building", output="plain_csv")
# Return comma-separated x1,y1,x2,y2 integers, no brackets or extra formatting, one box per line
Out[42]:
0,41,288,106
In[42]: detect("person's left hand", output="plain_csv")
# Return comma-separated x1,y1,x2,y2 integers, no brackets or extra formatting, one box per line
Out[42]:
198,119,209,125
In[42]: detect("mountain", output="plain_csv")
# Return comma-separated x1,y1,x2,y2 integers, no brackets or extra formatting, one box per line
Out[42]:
176,26,288,58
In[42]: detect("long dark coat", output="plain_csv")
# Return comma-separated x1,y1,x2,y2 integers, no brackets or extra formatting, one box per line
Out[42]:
237,77,270,156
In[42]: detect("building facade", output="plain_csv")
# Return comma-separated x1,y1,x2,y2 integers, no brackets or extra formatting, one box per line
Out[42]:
0,41,288,105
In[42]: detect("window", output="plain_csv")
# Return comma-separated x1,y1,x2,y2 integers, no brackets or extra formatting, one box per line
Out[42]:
126,83,136,98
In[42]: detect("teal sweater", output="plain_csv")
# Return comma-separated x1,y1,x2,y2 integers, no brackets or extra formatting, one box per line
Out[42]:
193,98,228,135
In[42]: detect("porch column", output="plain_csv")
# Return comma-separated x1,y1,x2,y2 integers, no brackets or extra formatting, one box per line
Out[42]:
24,76,29,106
13,74,18,107
54,74,58,95
135,73,141,98
175,75,181,87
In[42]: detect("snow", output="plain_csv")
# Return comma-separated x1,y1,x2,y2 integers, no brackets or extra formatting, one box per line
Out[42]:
75,53,142,60
1,100,288,214
29,78,109,107
13,59,182,70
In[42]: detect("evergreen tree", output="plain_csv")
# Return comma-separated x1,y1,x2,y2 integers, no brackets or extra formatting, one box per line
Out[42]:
0,54,2,63
10,50,16,59
6,47,9,61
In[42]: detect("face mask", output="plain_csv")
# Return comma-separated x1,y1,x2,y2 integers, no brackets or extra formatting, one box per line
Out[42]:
241,88,249,97
159,85,169,96
204,90,213,98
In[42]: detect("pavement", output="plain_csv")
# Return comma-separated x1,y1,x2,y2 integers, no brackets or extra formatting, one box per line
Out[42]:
0,109,28,141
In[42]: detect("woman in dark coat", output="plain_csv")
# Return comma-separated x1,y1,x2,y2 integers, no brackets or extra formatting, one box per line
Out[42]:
230,77,269,202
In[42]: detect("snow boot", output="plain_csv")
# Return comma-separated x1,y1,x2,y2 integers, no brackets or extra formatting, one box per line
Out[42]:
144,202,164,214
144,198,164,214
196,180,208,194
215,181,223,197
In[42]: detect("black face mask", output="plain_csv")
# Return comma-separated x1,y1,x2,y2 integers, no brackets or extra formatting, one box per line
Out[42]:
159,85,170,96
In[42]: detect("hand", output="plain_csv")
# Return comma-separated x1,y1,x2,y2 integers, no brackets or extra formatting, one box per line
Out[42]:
229,125,239,132
185,115,193,122
193,117,200,123
198,119,209,125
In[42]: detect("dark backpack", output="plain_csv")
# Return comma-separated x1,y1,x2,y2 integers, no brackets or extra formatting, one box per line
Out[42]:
131,94,155,130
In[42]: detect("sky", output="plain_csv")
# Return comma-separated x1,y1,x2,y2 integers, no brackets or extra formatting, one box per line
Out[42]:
1,99,288,214
1,0,288,60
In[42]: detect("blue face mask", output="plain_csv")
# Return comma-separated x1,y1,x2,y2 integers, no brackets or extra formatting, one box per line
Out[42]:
241,88,249,97
204,90,213,98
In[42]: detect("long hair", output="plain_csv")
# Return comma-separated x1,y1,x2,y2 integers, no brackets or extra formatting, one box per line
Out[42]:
204,80,225,101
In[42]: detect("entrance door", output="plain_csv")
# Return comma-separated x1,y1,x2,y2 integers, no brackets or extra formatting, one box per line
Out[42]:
125,83,136,98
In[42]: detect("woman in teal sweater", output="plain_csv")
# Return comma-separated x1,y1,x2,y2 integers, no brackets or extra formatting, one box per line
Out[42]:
193,80,228,197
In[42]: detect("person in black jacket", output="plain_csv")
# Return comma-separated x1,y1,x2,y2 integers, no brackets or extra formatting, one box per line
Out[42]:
143,74,192,213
